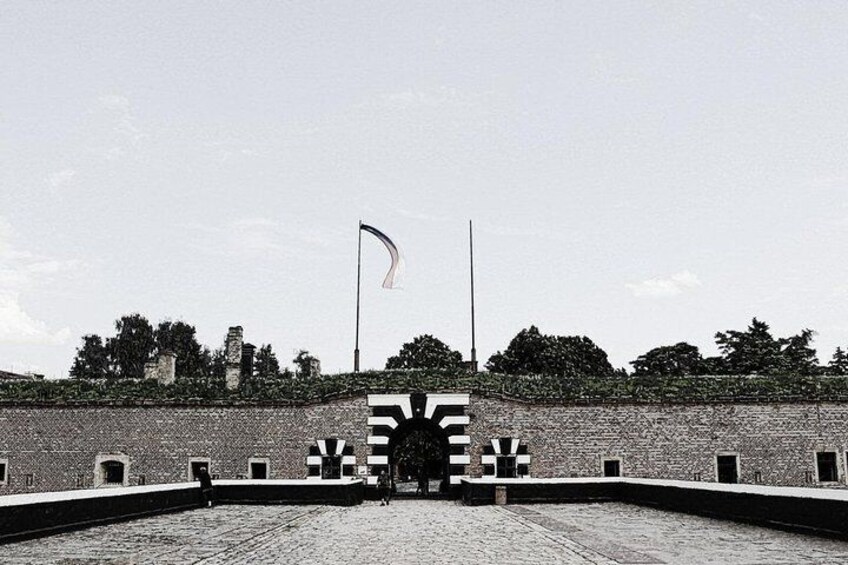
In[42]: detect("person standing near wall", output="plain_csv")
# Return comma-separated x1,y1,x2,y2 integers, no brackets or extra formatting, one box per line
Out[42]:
198,466,214,507
378,470,391,506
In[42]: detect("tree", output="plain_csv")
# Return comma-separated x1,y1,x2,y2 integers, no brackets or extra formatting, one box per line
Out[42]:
828,347,848,375
778,329,819,376
154,321,206,381
106,314,156,379
254,344,282,386
486,326,615,377
385,335,463,370
69,334,110,379
294,350,320,378
715,318,819,375
631,342,704,377
485,326,550,375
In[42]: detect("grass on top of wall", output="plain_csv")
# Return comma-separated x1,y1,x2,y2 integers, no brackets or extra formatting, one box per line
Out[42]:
3,371,848,404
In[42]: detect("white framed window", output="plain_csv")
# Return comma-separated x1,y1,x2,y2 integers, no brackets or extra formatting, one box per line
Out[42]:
715,452,740,484
601,457,622,477
248,457,270,479
0,458,8,485
188,457,212,482
816,451,839,483
94,453,130,487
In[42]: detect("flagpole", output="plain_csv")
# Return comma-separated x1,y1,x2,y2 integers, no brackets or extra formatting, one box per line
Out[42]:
469,220,477,372
354,220,362,372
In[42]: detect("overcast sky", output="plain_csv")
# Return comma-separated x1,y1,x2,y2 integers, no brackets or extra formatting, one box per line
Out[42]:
2,2,847,378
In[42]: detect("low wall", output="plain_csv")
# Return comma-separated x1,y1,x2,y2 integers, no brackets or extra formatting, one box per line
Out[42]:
0,479,364,545
215,479,364,506
462,478,848,539
0,483,199,544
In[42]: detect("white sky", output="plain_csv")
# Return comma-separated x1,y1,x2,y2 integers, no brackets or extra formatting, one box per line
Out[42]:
1,2,847,378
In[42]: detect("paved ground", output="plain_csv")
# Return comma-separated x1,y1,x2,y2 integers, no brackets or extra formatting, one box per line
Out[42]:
5,500,848,564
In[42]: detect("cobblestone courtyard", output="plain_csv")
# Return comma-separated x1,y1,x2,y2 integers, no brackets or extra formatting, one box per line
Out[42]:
5,500,848,564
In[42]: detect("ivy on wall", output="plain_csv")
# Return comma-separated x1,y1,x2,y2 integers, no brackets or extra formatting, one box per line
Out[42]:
3,370,848,404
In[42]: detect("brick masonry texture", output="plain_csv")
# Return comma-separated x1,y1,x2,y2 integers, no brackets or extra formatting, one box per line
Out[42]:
2,395,848,495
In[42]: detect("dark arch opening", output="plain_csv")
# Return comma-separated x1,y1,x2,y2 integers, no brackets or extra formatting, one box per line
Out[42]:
388,418,450,496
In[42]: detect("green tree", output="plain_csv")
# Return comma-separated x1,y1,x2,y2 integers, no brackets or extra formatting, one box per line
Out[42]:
778,329,819,375
294,350,320,378
154,321,206,381
254,344,282,386
631,342,704,376
485,326,550,375
828,347,848,375
486,326,614,377
385,335,463,370
69,334,110,379
715,318,819,375
106,314,156,379
393,430,443,469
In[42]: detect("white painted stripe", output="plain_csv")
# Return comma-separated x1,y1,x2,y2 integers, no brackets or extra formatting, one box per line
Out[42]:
438,415,470,428
448,435,471,445
481,455,496,465
306,455,322,466
367,455,388,466
367,416,398,429
516,454,531,465
510,438,520,455
367,435,389,445
336,439,346,455
367,394,413,420
449,455,471,465
491,439,501,454
306,476,322,480
449,475,469,485
341,455,356,466
317,440,327,455
424,393,470,419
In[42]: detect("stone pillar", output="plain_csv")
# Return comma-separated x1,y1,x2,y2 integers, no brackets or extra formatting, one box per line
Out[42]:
157,351,176,385
144,351,177,385
225,326,243,390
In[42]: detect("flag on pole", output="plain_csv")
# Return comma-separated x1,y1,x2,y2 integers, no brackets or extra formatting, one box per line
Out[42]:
361,224,403,289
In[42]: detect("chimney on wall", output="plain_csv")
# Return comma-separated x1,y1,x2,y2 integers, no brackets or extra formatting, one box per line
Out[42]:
225,326,243,390
143,351,177,385
241,343,256,382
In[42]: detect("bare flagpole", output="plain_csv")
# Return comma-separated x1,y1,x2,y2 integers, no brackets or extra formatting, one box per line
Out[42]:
354,220,362,372
469,220,478,372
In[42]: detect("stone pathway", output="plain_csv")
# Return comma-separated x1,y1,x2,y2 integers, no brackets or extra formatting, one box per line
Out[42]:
4,501,848,564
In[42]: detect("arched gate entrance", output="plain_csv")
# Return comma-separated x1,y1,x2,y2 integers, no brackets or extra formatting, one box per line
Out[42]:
366,393,470,496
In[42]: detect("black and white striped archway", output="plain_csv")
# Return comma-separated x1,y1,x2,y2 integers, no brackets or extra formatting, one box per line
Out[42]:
481,437,531,478
306,438,356,480
366,393,470,488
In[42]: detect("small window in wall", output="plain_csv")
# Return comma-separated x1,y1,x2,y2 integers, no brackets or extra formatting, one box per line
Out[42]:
189,458,211,481
95,453,129,488
603,458,621,477
716,455,739,484
322,455,341,479
817,451,838,482
103,461,125,485
249,457,270,480
0,460,7,485
496,455,517,478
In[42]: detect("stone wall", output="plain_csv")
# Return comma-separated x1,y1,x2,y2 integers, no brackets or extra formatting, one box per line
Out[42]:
0,398,370,495
2,395,848,495
466,397,848,486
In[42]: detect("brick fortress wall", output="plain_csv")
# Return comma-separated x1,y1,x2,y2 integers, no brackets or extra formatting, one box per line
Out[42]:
2,395,848,495
466,397,848,486
0,398,370,495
